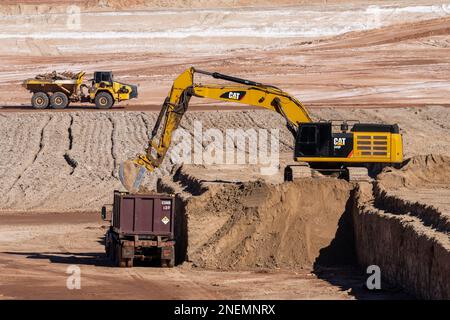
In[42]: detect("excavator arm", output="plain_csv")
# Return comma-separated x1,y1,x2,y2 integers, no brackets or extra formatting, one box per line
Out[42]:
119,67,312,192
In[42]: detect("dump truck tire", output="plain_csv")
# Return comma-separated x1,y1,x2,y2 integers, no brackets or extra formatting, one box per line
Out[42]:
114,243,127,268
161,258,175,268
126,258,133,268
95,92,114,109
50,92,69,109
31,92,49,109
105,232,112,257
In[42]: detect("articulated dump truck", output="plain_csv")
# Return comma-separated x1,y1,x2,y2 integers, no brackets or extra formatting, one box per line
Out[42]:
23,71,138,109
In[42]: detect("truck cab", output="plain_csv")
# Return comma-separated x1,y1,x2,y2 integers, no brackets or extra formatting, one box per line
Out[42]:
89,71,138,108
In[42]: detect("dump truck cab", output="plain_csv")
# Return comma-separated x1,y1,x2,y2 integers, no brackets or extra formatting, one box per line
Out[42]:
89,71,138,109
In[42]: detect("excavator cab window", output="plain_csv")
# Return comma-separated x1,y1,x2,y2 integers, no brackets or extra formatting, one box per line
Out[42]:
299,125,317,144
295,123,332,157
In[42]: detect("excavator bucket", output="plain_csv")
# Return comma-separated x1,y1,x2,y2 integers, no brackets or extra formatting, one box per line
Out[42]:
119,160,146,193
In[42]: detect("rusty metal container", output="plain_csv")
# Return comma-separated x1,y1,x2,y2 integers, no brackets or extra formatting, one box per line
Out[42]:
103,191,176,268
112,191,175,237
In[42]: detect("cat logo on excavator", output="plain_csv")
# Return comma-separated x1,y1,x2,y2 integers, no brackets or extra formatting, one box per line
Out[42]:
220,91,246,100
334,137,347,146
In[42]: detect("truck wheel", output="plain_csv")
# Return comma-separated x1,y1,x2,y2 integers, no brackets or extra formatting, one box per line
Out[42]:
50,92,69,109
126,258,134,268
105,234,111,257
166,258,175,268
31,92,49,109
161,258,174,268
95,92,114,109
115,243,127,268
105,241,110,257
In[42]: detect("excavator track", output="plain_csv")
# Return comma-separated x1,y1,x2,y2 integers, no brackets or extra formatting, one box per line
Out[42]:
284,164,312,181
347,167,371,182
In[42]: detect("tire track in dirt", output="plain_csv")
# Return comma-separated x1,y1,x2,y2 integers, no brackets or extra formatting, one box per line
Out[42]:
2,115,52,207
24,114,72,210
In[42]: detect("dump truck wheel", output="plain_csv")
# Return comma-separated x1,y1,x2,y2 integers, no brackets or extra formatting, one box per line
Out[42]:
105,241,110,257
95,92,114,109
105,234,111,257
110,241,116,264
114,243,126,268
31,92,49,109
166,258,175,268
161,258,174,268
50,92,69,109
126,258,133,268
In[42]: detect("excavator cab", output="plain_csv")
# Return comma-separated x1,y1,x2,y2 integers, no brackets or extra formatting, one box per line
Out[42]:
294,121,402,167
295,123,333,157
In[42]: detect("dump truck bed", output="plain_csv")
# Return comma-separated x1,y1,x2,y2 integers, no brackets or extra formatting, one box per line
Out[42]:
105,191,176,267
23,79,79,95
22,71,85,95
112,191,175,238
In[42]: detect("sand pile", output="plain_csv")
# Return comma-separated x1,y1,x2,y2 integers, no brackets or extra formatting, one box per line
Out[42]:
183,178,354,270
377,154,450,189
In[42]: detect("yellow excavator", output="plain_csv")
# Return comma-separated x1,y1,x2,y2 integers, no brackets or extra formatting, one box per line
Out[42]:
119,67,403,192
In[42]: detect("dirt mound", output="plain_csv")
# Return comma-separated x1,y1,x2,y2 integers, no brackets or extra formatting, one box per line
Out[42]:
378,154,450,189
183,178,354,270
34,71,79,81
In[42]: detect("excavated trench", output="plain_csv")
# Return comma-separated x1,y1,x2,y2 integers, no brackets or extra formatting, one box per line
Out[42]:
158,155,450,299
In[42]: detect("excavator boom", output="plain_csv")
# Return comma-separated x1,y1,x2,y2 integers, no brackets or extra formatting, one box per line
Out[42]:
120,67,312,192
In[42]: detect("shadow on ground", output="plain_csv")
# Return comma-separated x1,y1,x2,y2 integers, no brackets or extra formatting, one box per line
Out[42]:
4,251,111,267
3,250,170,268
312,189,413,300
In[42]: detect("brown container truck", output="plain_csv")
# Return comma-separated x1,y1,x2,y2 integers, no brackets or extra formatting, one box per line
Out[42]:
102,191,176,268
